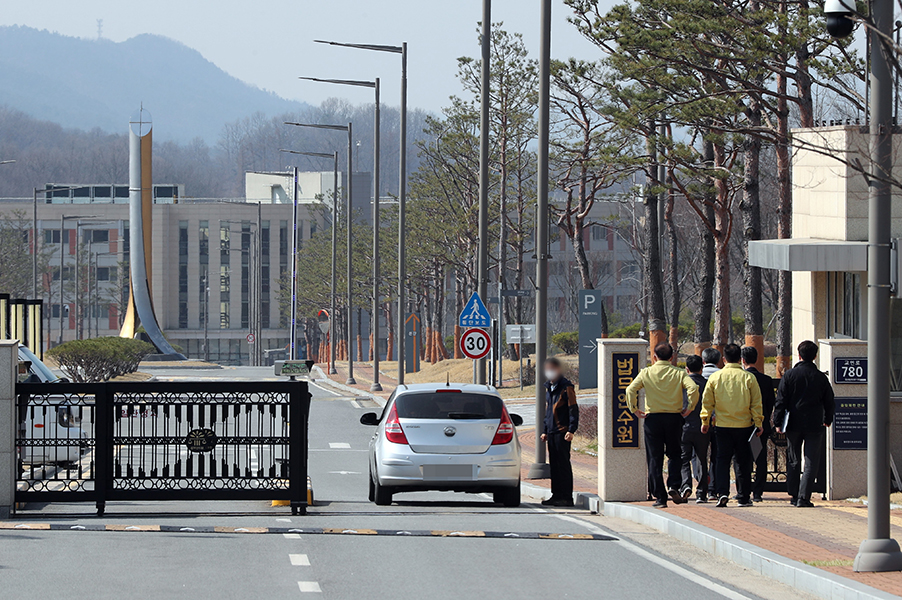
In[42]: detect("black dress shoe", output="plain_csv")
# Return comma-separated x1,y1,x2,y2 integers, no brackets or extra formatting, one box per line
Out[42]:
652,499,668,508
669,489,688,504
796,498,815,508
540,497,556,506
752,495,763,503
790,497,798,506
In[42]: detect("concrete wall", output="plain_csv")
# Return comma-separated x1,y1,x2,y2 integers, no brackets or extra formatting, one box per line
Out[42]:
0,340,17,518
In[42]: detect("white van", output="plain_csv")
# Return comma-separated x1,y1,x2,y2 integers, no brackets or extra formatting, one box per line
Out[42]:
18,345,88,466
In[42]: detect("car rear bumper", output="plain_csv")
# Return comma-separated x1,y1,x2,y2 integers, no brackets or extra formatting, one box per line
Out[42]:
376,442,520,490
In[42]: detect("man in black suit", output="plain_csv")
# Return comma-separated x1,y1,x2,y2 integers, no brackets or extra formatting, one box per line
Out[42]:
774,341,834,507
741,346,775,502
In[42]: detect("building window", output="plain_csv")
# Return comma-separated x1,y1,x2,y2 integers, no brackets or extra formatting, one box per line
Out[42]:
220,222,230,329
198,220,209,265
44,229,70,244
96,267,111,282
826,271,862,340
84,229,109,243
279,219,288,327
592,225,606,240
241,223,251,329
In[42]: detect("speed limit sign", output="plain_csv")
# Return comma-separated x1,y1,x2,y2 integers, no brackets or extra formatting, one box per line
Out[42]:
460,327,491,360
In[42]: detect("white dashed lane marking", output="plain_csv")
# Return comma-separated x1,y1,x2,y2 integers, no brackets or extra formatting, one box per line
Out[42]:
328,442,351,449
297,581,322,593
289,554,310,566
283,533,301,539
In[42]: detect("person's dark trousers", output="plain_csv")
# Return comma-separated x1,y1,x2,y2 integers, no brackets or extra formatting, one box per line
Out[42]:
714,426,754,502
786,428,824,501
681,430,710,496
751,442,768,498
644,413,684,502
546,432,573,501
708,427,718,496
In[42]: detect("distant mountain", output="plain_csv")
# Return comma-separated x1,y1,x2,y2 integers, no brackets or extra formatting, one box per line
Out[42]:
0,26,307,142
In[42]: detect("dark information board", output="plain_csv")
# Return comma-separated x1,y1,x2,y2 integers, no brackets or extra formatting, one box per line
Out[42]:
833,357,867,384
833,397,867,450
612,352,639,448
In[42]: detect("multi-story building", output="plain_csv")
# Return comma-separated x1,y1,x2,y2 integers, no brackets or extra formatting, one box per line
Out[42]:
0,174,368,364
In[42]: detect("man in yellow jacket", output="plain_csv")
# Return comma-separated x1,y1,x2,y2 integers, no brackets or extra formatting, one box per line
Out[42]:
626,343,699,508
700,343,763,508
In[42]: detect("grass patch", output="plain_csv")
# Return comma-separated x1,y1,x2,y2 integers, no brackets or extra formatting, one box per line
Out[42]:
802,559,854,567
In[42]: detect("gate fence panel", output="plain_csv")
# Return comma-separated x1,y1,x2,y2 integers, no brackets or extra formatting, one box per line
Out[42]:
15,381,310,515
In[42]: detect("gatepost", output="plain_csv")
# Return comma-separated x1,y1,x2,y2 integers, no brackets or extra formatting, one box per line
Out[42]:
0,339,17,518
819,338,869,500
597,339,647,501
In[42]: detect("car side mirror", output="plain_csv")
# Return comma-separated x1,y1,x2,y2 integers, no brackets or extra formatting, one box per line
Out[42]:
360,412,379,426
510,413,523,427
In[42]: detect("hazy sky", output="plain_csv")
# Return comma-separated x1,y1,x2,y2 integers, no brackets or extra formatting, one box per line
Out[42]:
0,0,605,112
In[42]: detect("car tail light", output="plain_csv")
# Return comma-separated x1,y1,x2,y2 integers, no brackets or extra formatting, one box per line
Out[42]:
384,404,408,445
492,407,515,445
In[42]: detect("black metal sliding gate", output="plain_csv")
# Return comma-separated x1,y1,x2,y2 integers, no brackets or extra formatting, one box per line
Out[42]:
15,381,310,515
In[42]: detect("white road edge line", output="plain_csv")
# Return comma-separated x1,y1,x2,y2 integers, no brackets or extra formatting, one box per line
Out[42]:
309,381,343,397
283,533,301,539
289,554,310,566
552,514,753,600
297,581,322,593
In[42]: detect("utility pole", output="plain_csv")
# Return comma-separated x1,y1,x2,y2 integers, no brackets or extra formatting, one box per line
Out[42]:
529,0,553,480
290,167,299,360
331,152,339,375
371,78,383,392
476,0,491,385
854,0,902,572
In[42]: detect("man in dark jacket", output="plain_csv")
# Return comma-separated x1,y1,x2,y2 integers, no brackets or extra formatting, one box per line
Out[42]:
742,346,776,502
680,355,710,503
540,357,579,507
774,340,834,507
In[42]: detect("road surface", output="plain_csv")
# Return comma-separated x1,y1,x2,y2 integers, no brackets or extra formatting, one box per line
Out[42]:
3,366,813,600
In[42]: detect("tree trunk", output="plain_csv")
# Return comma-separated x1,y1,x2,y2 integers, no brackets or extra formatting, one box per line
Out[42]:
742,88,765,371
712,142,731,350
645,120,667,358
693,139,716,356
776,18,793,376
664,176,680,361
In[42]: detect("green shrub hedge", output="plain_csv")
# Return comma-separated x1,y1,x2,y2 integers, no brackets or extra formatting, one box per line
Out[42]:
47,337,155,383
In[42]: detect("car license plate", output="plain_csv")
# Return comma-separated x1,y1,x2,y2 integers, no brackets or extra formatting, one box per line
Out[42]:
422,464,474,479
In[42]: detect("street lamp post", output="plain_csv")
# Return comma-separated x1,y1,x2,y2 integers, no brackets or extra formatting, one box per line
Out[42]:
476,0,491,386
282,123,355,383
281,148,341,375
314,40,409,383
56,213,97,346
299,76,382,392
529,0,553,480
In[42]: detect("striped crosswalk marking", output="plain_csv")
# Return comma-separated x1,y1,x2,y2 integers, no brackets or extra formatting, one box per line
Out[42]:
289,554,310,566
297,581,321,593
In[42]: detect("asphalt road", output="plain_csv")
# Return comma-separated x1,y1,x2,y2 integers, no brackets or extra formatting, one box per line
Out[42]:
3,367,800,600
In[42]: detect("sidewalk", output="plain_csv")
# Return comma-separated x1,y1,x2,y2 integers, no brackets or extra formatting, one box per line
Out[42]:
520,432,902,598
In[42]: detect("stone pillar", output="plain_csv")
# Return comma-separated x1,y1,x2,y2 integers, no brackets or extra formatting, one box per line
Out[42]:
819,339,867,500
598,339,647,501
0,340,17,518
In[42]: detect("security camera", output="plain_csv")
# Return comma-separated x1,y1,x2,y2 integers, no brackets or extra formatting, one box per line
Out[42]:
824,0,855,38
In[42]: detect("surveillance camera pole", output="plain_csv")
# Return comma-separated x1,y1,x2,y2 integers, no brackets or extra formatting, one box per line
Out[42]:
853,0,902,572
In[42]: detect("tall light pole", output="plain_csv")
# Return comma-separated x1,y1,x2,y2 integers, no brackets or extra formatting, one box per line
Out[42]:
299,76,382,392
283,121,356,384
529,0,553,480
32,185,86,302
56,213,97,346
314,40,409,384
824,0,902,572
476,1,492,386
281,148,340,375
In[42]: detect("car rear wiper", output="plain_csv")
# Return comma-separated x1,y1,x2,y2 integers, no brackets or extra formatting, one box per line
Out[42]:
447,412,486,419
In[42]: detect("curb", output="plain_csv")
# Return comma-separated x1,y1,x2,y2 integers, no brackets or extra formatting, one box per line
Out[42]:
311,367,387,407
521,481,599,513
603,502,899,600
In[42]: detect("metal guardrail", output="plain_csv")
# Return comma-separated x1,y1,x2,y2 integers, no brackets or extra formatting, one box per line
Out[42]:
15,381,311,515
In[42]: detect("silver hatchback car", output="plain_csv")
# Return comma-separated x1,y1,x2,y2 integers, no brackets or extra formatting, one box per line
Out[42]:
360,383,523,507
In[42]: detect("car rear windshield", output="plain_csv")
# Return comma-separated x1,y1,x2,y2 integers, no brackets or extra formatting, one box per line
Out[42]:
394,392,503,420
